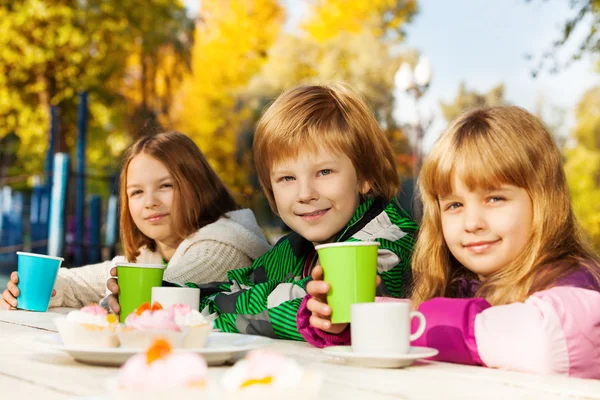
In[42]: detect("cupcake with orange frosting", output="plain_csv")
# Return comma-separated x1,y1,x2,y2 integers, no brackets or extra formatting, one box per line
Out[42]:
220,350,321,399
169,304,212,348
54,304,119,348
117,302,186,349
114,338,208,400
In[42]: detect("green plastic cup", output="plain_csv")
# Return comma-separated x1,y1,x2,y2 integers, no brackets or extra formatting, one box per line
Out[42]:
315,241,380,324
116,263,166,322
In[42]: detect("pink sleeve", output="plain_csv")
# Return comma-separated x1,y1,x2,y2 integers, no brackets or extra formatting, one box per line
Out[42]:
475,287,600,379
296,295,350,348
411,297,491,365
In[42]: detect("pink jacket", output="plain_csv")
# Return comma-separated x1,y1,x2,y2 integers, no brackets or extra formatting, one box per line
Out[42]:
297,269,600,379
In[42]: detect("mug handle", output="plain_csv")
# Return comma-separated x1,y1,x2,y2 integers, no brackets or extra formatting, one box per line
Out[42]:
409,311,426,341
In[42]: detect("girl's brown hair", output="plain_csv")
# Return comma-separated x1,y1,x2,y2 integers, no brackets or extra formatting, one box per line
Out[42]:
253,83,400,213
411,106,600,306
119,132,238,261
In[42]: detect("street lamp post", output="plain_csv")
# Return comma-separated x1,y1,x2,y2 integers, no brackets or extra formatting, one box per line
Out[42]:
394,55,432,222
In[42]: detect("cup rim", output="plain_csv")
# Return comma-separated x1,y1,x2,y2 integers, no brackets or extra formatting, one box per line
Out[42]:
16,252,64,262
151,286,199,292
351,301,410,310
115,262,166,270
314,241,380,250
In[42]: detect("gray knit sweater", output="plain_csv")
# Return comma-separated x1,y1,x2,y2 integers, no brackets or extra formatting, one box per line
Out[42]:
50,209,272,308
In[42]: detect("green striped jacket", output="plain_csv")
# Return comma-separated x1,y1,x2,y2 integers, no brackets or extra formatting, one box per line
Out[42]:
190,198,418,341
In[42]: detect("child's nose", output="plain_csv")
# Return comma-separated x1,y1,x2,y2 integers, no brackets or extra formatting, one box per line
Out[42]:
464,207,485,232
144,191,159,208
297,180,318,202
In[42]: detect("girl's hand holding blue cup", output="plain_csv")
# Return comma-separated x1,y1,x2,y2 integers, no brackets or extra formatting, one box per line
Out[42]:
1,271,58,310
0,253,61,311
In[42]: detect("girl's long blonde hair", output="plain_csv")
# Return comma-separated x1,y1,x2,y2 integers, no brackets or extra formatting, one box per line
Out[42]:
411,106,600,306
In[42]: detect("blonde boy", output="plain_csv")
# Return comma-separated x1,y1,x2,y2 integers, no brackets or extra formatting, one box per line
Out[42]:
195,83,418,341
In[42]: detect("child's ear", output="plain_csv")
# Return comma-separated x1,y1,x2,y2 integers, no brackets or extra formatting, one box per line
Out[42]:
359,180,372,195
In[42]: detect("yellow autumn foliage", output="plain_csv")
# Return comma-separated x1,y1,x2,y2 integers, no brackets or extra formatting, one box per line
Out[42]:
564,87,600,253
175,0,284,201
302,0,417,42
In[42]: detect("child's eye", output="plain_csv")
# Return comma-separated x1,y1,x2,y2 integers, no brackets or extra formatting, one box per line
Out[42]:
318,169,332,177
160,183,173,189
129,190,142,197
279,176,295,182
488,196,505,203
444,202,462,211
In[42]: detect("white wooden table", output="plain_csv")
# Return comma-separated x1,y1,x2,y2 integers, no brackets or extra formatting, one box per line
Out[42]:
1,309,600,399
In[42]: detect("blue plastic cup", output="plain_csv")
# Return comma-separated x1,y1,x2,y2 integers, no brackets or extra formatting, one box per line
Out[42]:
16,252,64,312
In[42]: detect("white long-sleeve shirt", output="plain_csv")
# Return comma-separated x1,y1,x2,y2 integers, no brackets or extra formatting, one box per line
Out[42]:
50,209,272,308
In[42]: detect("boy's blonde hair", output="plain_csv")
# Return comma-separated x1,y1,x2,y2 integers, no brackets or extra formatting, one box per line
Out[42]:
411,106,600,306
253,83,399,213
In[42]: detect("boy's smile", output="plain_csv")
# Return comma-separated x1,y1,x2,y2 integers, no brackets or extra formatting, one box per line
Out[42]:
296,208,330,221
270,147,371,245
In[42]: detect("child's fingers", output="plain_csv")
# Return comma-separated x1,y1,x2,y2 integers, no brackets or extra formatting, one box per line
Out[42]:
309,314,349,334
107,278,119,295
110,267,117,277
309,314,332,331
0,298,14,310
376,275,382,286
2,289,17,308
306,279,330,299
7,280,19,297
307,297,331,317
107,295,120,314
10,271,18,283
51,289,56,297
311,264,324,280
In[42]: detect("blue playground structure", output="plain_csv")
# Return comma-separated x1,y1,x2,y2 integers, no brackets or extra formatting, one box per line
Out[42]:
0,93,119,273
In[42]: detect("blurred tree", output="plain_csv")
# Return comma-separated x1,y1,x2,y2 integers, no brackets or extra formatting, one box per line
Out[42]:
439,82,507,122
302,0,417,42
175,0,284,203
244,29,414,178
563,86,600,252
0,0,192,195
525,0,600,75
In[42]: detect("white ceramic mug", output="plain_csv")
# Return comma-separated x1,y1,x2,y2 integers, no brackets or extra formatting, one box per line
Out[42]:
350,302,426,355
151,287,200,310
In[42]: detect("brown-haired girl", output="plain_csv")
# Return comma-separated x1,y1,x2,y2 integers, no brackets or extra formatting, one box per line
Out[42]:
1,132,271,310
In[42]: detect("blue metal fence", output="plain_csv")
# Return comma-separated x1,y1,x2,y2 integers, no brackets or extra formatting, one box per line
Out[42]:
0,92,119,272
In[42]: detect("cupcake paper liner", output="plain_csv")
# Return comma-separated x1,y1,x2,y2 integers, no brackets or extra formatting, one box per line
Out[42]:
54,317,119,348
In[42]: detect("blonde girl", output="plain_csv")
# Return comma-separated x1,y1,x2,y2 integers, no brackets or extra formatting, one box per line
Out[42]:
302,106,600,379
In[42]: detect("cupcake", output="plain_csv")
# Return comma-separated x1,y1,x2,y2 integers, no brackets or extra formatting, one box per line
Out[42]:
220,350,321,400
117,302,186,349
54,304,119,348
114,338,208,400
170,304,212,348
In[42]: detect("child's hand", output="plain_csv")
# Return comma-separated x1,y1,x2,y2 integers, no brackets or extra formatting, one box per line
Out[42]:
306,264,382,334
0,271,57,310
106,267,120,314
306,265,349,334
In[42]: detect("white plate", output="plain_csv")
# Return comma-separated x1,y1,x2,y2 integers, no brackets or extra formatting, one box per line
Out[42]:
322,346,439,368
40,332,272,367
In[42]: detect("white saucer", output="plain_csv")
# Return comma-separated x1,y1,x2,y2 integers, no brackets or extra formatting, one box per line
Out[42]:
39,332,272,367
322,346,439,368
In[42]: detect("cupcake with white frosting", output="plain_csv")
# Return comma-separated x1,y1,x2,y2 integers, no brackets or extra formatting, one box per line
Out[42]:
54,304,119,348
220,350,321,399
170,304,212,348
117,302,186,349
